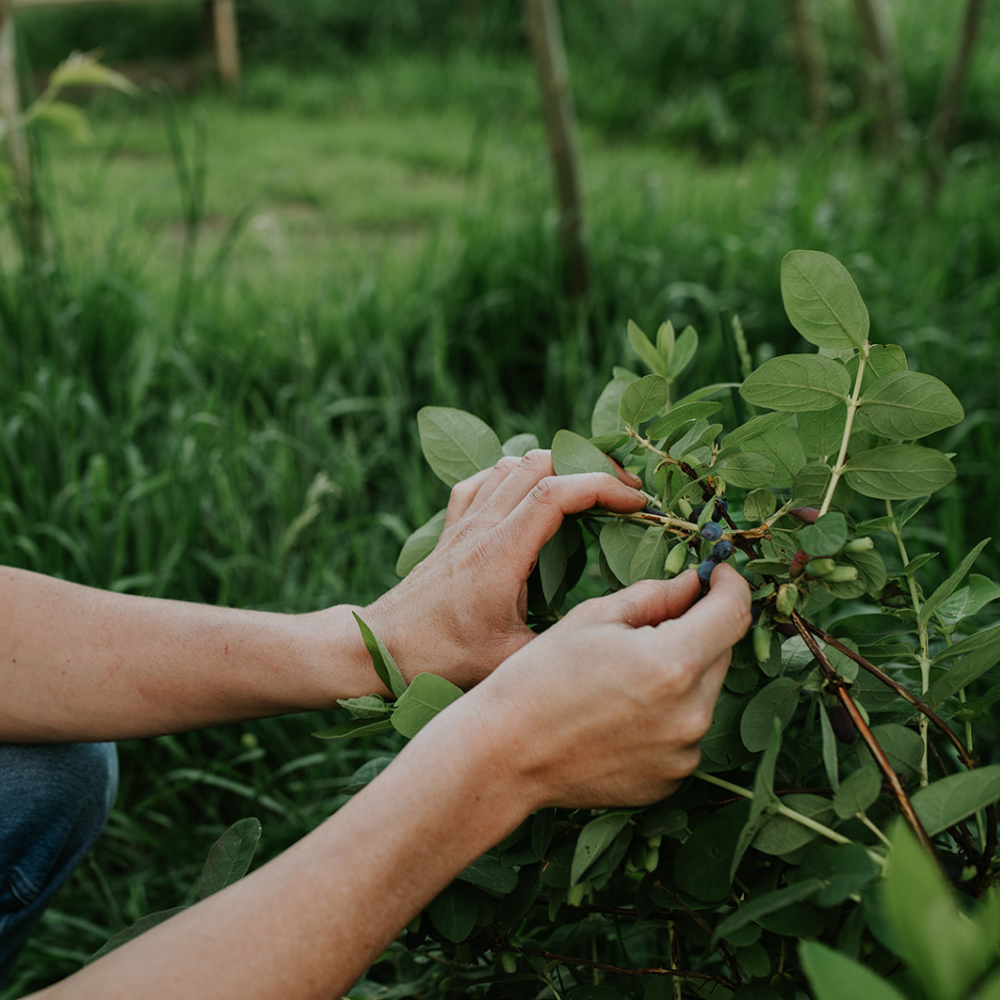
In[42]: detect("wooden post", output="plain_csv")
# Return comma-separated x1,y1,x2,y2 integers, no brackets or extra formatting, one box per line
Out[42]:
784,0,829,131
525,0,589,299
211,0,239,88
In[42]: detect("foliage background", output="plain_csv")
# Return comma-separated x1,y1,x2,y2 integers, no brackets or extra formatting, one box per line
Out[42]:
1,1,999,994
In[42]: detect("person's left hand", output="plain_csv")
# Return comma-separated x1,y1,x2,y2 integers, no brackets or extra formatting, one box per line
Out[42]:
361,449,647,689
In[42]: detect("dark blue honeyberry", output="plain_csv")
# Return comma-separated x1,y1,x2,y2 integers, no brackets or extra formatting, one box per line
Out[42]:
712,498,729,522
711,538,735,561
690,503,705,521
700,521,723,542
750,600,763,623
697,559,716,588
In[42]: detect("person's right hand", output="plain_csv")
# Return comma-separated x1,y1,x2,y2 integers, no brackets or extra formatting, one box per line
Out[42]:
436,564,751,812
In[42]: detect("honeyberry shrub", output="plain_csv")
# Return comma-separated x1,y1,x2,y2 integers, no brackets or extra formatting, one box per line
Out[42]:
91,251,1000,999
317,250,1000,1000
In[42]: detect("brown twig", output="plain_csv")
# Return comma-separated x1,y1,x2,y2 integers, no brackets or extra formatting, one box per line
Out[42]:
792,611,937,856
803,619,976,770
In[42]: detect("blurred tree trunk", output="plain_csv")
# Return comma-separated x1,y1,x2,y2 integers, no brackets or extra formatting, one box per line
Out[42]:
852,0,906,158
0,0,41,258
926,0,985,202
784,0,829,131
525,0,589,299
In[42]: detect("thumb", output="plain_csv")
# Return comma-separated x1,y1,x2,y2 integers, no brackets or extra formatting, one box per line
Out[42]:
575,572,702,629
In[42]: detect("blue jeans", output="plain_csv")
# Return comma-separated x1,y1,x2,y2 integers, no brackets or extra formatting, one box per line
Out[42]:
0,742,118,990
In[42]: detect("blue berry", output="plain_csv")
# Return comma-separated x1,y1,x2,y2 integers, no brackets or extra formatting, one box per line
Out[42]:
697,559,716,588
712,498,729,522
690,503,705,521
700,521,723,542
711,538,734,561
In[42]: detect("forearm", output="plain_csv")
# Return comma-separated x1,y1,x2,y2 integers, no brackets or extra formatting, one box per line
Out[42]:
32,700,528,1000
0,566,384,741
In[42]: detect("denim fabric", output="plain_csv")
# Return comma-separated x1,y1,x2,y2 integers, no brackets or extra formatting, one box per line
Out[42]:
0,742,118,990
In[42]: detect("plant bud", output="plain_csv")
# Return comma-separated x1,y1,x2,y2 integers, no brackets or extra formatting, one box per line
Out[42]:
827,704,856,744
646,834,663,849
664,541,688,576
644,844,660,872
845,536,874,553
566,882,587,907
827,566,859,583
789,549,809,577
753,624,772,664
776,583,799,616
790,507,821,524
805,557,837,578
678,498,693,517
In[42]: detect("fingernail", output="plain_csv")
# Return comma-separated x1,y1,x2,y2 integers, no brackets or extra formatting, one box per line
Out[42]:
624,470,643,489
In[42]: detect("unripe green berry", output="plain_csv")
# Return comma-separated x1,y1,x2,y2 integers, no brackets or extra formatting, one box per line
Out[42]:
753,624,772,664
678,498,693,517
566,882,587,907
845,536,874,553
643,844,660,872
805,557,837,578
501,952,518,975
664,541,688,576
827,565,859,583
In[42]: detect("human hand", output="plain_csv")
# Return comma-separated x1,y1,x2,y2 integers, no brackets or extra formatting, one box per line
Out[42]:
448,563,752,811
362,450,646,689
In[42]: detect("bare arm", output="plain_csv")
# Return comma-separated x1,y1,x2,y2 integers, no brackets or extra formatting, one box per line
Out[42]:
0,451,647,741
29,566,752,1000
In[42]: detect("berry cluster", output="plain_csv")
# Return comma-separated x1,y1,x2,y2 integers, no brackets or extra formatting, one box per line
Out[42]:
696,519,735,589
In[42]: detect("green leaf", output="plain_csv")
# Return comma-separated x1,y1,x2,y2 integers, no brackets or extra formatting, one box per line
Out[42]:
797,406,849,462
571,811,633,885
780,250,869,350
671,325,699,379
352,612,407,699
311,718,395,740
429,882,480,943
792,461,855,510
799,512,848,557
752,794,835,855
417,406,503,487
620,374,669,426
198,818,262,900
715,880,825,945
457,856,518,894
919,538,992,627
34,101,92,143
502,432,539,457
395,508,447,577
50,53,140,95
627,319,668,376
552,429,616,477
743,488,777,522
882,822,997,1000
644,400,722,441
843,445,956,500
935,575,1000,629
740,355,851,412
735,423,807,489
800,841,880,907
926,625,1000,707
700,692,756,772
715,451,776,489
87,907,189,964
910,765,1000,838
740,678,801,752
720,411,791,450
391,673,463,738
674,800,749,901
833,765,881,820
846,343,909,393
628,527,671,582
857,370,965,440
591,373,638,436
336,694,390,720
800,941,908,1000
730,723,781,878
599,520,648,586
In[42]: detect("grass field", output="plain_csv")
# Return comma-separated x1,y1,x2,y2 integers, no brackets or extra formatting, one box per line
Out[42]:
2,27,1000,994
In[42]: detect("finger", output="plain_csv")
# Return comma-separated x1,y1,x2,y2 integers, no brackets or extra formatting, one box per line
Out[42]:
657,563,752,659
490,472,647,576
573,573,702,629
444,458,521,527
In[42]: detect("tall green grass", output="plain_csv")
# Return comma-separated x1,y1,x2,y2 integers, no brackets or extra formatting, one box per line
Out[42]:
2,42,999,995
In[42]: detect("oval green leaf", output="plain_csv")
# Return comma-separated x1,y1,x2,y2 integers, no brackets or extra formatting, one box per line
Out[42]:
856,370,965,440
417,407,503,487
619,374,669,426
781,250,870,350
842,445,956,500
740,355,851,412
552,429,616,477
